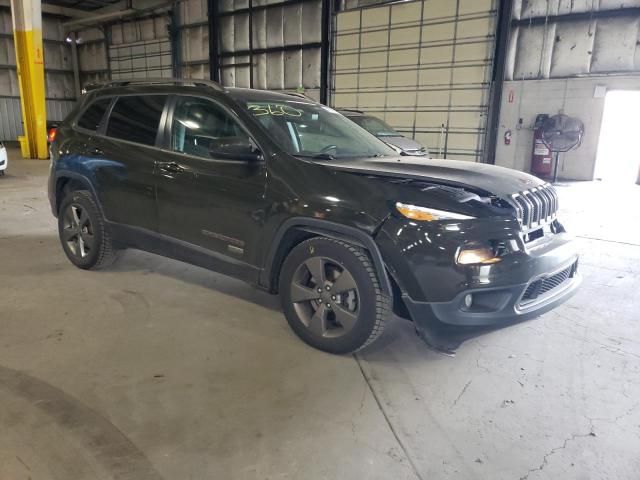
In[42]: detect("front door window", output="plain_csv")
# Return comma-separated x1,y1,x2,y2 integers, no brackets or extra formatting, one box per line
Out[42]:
171,97,250,159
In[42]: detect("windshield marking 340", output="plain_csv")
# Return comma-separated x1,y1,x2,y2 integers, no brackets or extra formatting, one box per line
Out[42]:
243,100,396,160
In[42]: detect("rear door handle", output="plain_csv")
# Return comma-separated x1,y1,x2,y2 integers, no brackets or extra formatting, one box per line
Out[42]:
158,161,184,174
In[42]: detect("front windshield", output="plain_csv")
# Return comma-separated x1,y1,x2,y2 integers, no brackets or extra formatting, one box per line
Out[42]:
351,116,399,137
241,100,396,159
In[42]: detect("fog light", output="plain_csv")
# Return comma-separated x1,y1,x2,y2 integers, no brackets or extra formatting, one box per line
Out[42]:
464,294,473,309
456,247,501,265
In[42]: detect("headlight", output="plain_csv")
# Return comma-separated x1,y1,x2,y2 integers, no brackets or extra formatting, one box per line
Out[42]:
456,247,501,265
395,202,475,221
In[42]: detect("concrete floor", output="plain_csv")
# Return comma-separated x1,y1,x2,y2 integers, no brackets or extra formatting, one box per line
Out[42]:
1,147,639,480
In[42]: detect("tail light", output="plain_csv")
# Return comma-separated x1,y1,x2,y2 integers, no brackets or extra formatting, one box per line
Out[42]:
47,127,57,143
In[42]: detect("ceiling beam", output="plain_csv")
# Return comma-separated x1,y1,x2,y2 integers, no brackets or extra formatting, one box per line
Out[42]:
62,7,136,28
62,0,171,30
0,0,92,17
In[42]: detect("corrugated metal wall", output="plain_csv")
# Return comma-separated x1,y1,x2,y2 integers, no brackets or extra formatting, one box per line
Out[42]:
77,27,110,86
0,8,76,140
177,0,209,79
77,15,173,85
108,15,172,79
74,0,325,97
0,98,76,140
340,0,393,8
216,0,324,101
75,1,208,84
508,0,640,79
332,0,498,161
0,98,24,140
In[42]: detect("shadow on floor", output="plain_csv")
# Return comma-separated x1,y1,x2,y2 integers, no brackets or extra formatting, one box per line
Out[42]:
4,231,536,357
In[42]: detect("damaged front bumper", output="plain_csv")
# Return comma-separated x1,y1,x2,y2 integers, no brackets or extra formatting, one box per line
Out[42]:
376,215,580,351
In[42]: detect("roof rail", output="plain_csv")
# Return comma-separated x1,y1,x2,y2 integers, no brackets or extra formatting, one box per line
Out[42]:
339,108,364,114
82,77,224,93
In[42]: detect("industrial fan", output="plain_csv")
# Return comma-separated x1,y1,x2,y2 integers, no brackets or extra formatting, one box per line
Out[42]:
541,114,585,183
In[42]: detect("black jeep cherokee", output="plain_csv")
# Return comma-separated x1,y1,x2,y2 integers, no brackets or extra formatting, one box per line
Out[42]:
48,79,580,354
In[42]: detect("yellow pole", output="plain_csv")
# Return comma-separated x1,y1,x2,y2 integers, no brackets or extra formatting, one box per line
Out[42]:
11,0,48,159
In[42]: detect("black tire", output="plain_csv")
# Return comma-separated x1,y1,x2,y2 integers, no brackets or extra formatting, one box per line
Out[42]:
279,237,391,354
58,190,116,270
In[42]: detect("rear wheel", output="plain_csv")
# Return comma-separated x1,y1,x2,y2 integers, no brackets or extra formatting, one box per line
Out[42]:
58,190,115,270
279,237,391,354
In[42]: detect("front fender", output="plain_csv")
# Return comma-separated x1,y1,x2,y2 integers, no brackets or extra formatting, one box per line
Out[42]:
260,217,393,297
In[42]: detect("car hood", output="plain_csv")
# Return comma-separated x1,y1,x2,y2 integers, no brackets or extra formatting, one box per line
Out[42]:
380,136,425,153
326,156,544,198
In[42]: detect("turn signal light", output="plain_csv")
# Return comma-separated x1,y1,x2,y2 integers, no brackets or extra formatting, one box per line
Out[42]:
47,128,57,143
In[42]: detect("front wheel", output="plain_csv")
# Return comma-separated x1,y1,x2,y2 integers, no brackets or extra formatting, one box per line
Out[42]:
279,237,391,354
58,190,115,270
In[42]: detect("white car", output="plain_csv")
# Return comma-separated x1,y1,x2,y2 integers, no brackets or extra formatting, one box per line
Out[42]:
0,141,6,175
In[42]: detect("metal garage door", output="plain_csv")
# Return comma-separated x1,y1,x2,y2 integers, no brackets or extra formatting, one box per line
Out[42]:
331,0,497,161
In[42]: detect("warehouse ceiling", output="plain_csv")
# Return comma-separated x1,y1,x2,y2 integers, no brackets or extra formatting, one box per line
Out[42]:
43,0,123,11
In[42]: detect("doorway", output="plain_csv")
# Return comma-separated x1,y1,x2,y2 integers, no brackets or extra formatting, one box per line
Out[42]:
595,90,640,183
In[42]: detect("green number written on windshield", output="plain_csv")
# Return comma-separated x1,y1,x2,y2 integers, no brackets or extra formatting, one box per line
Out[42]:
248,104,303,117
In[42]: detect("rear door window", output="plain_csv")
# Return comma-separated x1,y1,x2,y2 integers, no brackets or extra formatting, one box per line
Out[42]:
77,98,112,131
106,95,167,146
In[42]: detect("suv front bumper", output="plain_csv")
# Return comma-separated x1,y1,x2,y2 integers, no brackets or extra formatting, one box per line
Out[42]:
376,215,580,329
402,259,580,328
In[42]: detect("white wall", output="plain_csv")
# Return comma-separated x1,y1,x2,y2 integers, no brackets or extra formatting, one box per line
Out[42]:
495,75,640,180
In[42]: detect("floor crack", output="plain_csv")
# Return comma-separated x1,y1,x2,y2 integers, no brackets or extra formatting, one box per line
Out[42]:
585,402,640,425
353,353,425,480
452,380,472,407
518,429,596,480
575,235,640,247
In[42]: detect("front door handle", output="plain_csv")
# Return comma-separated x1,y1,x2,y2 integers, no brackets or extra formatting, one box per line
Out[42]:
158,161,184,174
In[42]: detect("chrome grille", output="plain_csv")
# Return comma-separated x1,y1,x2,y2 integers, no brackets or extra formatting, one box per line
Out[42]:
511,184,559,231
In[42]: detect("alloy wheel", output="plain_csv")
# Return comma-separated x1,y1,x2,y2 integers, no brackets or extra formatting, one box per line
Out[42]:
62,204,94,259
290,256,360,338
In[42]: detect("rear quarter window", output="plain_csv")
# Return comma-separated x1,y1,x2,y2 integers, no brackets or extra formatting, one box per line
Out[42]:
106,95,167,146
76,98,112,131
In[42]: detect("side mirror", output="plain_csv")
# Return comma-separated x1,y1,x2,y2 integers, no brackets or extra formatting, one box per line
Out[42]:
209,137,261,162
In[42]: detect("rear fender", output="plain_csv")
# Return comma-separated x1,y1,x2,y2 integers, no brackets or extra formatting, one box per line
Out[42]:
53,170,104,218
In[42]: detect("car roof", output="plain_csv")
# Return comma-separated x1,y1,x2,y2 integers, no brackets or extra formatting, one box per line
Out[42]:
83,81,320,106
84,84,215,98
224,87,318,103
338,108,364,114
